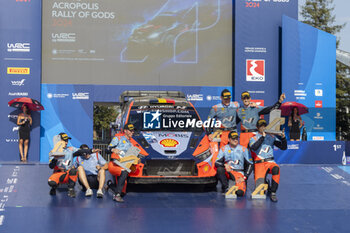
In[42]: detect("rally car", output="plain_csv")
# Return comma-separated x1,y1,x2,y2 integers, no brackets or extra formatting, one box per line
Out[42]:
116,91,219,186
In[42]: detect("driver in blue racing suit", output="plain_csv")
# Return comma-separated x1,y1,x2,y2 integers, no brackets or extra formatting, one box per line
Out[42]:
215,131,253,194
208,89,240,148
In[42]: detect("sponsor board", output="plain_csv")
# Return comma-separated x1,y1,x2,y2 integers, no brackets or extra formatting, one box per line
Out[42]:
11,79,25,86
72,92,89,100
7,43,30,52
12,126,19,132
246,59,265,82
7,67,30,75
8,92,28,96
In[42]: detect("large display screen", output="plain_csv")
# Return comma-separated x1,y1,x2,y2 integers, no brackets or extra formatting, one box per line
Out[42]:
42,0,232,86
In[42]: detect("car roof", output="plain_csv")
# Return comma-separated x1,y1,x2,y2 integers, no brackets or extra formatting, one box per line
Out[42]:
131,96,191,107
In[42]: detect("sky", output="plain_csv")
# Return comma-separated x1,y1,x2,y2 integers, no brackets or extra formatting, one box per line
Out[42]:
298,0,350,52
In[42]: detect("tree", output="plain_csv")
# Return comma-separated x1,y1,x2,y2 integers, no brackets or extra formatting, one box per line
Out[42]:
301,0,350,140
93,105,118,141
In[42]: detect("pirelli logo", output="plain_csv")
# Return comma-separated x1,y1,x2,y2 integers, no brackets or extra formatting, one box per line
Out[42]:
7,67,30,74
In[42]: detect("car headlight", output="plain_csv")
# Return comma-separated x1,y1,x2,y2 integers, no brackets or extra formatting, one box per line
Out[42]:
195,149,212,162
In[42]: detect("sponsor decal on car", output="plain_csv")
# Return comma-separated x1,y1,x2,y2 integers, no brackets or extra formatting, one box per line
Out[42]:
159,139,179,148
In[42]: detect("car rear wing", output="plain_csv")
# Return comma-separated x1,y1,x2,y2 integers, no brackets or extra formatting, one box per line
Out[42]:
119,91,186,103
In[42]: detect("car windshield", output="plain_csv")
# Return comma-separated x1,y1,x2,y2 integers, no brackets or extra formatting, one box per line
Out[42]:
128,105,203,132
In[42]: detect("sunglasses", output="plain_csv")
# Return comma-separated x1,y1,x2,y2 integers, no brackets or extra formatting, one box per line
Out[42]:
242,96,250,100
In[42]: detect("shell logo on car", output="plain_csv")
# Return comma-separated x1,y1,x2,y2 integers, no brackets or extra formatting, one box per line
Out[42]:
159,139,179,148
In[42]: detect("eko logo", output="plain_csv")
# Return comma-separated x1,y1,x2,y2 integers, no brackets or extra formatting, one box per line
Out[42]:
144,110,161,129
246,59,265,82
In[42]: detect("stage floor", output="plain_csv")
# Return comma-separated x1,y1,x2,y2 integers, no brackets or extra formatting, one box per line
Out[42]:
1,163,350,233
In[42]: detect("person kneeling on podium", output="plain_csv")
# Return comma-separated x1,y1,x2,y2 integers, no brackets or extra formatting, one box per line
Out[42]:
215,131,253,195
107,123,136,202
249,119,287,202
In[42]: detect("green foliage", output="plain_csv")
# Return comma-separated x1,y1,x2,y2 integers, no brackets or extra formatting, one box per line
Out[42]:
93,105,118,131
336,62,350,140
301,0,345,36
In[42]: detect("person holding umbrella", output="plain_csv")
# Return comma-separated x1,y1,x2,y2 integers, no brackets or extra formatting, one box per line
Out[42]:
288,107,303,141
17,104,32,162
9,97,44,162
279,102,308,141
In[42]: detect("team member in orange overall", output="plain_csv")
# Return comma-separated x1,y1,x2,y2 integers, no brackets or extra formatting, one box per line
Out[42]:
48,133,79,198
249,119,287,202
107,123,136,202
215,131,253,194
237,92,285,148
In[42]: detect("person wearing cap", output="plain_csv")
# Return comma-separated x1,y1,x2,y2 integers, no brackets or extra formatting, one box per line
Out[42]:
48,133,79,198
249,119,287,202
107,123,136,202
207,89,240,147
237,91,285,148
73,144,108,198
215,131,253,194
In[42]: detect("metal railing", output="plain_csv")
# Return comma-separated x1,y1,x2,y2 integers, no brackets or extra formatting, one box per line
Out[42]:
93,143,110,161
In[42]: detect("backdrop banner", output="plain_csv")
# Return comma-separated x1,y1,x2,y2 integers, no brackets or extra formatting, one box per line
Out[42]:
234,0,297,105
281,15,336,141
0,0,42,161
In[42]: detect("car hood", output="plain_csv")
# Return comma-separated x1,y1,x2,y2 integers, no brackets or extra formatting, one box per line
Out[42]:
141,131,192,157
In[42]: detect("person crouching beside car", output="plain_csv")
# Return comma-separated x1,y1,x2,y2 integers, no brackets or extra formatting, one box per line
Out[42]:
73,144,108,198
107,123,136,202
